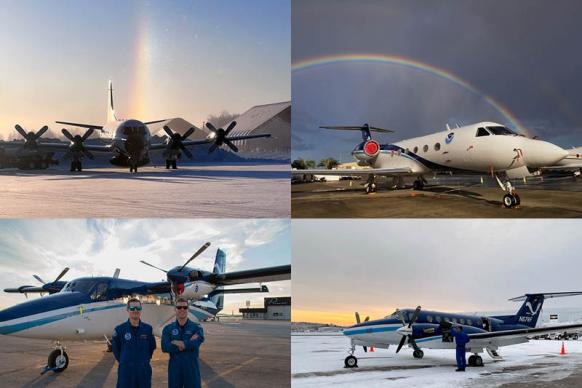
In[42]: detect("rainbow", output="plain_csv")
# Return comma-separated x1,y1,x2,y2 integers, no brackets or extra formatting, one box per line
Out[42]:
292,54,529,136
130,3,150,119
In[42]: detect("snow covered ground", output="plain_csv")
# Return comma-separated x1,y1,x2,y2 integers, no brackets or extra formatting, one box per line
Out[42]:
0,163,289,218
292,334,582,387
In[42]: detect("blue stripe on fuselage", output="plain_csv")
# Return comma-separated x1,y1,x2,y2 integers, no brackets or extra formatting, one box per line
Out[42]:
0,303,125,335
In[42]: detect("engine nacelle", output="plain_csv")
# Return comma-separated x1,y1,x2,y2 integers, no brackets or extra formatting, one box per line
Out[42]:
179,281,215,300
353,140,380,164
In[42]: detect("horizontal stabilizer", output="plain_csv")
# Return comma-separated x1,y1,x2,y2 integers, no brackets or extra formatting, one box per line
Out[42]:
56,121,103,130
509,292,582,301
320,125,393,133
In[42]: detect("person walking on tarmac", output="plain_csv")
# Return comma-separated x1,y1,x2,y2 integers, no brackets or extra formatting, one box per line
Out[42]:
451,325,470,372
162,297,205,388
112,298,157,388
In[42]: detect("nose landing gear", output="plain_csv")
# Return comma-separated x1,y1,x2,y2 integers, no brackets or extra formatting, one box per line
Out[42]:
344,342,358,368
365,174,377,194
495,174,521,208
42,341,69,374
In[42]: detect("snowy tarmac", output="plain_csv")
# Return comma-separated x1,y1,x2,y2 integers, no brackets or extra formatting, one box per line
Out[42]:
0,163,290,218
292,334,582,387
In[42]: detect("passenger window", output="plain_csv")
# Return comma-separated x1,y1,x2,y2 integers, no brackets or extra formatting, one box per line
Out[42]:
436,316,442,323
460,318,465,324
467,319,473,326
413,146,418,153
452,318,458,324
423,145,428,152
427,315,433,322
434,143,441,151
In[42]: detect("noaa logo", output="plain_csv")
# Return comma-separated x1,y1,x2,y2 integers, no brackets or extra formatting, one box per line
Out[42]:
172,328,179,336
526,301,541,315
445,132,455,144
124,332,132,341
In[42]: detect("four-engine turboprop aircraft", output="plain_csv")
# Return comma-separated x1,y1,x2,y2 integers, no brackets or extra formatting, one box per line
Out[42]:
52,81,271,172
293,123,574,207
342,292,582,369
0,244,290,374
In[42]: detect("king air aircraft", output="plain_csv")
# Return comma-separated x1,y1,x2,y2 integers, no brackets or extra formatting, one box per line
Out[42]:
342,292,582,369
294,123,582,207
2,81,270,173
0,242,290,374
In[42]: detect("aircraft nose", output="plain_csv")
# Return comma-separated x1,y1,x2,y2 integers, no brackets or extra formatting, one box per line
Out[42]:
522,139,568,168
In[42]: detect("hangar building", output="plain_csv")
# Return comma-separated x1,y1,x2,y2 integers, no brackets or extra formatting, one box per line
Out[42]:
239,297,291,320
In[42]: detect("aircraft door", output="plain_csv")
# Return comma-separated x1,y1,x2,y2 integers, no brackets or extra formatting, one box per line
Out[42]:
440,320,453,342
481,317,491,331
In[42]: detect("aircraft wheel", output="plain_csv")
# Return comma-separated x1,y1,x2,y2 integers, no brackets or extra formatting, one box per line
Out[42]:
344,355,358,368
48,349,69,373
365,185,372,194
172,160,177,169
513,194,520,206
107,343,112,353
503,194,514,208
474,355,483,367
413,180,424,190
413,349,424,359
468,355,476,366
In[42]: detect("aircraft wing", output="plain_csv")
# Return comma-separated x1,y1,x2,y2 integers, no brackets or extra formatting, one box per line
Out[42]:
292,168,413,176
148,139,213,151
4,286,48,294
55,121,104,130
224,134,271,141
206,264,291,286
468,323,582,348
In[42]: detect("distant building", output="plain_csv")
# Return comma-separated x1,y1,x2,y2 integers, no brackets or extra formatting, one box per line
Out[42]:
239,297,291,320
229,102,291,161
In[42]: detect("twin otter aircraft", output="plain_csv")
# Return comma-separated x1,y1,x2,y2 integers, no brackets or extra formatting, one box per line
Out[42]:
295,123,581,207
1,243,290,374
343,292,582,368
4,81,270,172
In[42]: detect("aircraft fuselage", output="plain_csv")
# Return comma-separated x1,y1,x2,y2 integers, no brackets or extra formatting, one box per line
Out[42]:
103,119,152,167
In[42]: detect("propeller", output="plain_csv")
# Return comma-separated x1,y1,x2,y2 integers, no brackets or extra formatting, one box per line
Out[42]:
205,121,239,153
354,311,370,352
33,267,69,285
61,128,95,161
179,242,211,271
395,306,422,353
14,124,50,147
162,125,195,159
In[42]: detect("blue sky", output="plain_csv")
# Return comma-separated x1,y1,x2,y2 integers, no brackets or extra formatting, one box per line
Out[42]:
0,219,290,313
0,0,290,138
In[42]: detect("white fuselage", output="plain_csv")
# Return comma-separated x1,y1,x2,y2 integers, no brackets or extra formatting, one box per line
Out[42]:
354,122,568,175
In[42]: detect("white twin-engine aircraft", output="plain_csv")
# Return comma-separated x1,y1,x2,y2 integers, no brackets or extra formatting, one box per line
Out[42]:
295,123,581,207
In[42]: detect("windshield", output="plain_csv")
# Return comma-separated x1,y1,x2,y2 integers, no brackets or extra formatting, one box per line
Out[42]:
487,126,516,136
61,279,100,294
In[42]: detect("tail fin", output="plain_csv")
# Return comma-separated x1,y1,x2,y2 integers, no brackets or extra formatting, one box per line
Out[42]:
209,249,226,312
504,292,582,327
107,80,117,123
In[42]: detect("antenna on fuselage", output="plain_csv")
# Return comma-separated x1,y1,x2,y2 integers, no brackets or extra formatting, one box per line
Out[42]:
446,124,451,131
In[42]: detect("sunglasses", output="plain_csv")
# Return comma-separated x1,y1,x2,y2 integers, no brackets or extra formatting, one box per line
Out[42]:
128,306,142,311
175,306,188,310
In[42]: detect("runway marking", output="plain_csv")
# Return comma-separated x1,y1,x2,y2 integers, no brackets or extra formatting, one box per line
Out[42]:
203,356,259,386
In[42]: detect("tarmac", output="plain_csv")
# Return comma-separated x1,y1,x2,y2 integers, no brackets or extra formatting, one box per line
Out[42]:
0,163,290,218
0,319,290,388
292,175,582,218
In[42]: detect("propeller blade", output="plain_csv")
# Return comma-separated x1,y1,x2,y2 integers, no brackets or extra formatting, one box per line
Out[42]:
205,122,218,133
35,126,49,139
33,275,46,284
408,306,421,328
364,316,370,322
179,242,211,271
396,335,407,353
163,125,174,137
208,143,219,153
180,144,193,159
81,128,94,141
225,121,237,135
355,312,361,324
140,260,168,273
224,139,239,152
62,128,75,141
83,149,95,160
363,346,367,353
181,127,195,140
54,267,70,282
14,124,28,139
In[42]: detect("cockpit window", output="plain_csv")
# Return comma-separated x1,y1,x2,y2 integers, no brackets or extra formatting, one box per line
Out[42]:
487,126,516,136
476,127,490,137
91,282,109,301
61,279,99,294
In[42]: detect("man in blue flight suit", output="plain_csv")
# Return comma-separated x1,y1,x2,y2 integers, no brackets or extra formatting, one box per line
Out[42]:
162,297,205,388
451,325,470,371
112,298,157,388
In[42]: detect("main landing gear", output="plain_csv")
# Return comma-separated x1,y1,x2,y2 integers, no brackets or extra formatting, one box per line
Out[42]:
468,354,484,367
412,176,426,191
495,174,520,208
42,341,69,374
413,349,424,359
365,174,377,194
70,160,82,172
129,164,138,173
165,160,178,169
